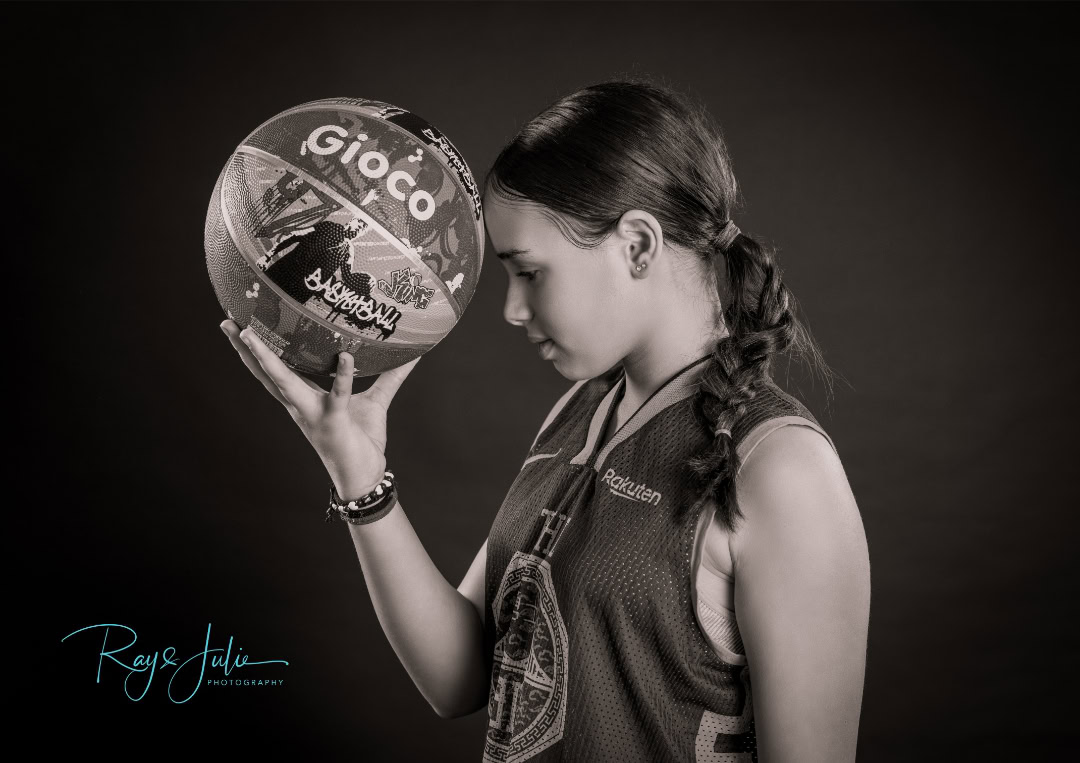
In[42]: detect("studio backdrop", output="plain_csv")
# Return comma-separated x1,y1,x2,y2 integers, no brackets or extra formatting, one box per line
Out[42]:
12,1,1076,760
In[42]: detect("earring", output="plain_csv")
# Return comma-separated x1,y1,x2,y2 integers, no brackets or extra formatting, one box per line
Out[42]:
635,262,648,273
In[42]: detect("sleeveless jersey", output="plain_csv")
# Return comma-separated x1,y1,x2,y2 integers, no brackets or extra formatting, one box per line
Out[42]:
482,353,833,763
691,410,836,667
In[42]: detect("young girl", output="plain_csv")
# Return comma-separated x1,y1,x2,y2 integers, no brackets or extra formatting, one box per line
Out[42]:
221,79,870,763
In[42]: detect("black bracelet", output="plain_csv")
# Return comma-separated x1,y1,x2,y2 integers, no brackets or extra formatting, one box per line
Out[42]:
338,492,398,525
325,470,397,525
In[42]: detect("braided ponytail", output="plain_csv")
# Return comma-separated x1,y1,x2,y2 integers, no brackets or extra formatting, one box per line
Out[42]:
686,227,821,532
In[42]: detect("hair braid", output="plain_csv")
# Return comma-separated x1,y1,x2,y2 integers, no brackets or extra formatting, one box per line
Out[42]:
686,231,807,533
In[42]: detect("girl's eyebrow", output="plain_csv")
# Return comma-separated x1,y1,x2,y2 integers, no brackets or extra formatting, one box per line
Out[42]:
496,249,531,261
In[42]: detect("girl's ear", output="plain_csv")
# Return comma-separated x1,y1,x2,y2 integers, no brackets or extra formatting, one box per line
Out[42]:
616,209,663,269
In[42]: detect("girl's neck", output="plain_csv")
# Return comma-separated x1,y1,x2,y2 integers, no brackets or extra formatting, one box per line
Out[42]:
618,326,728,415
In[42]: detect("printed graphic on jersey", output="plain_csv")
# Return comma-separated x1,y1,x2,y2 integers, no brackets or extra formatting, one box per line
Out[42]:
694,665,756,762
485,506,573,763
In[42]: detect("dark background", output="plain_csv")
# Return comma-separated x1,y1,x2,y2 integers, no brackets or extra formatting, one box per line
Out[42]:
11,1,1077,760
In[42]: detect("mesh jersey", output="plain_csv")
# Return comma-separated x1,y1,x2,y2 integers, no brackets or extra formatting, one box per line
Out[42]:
482,354,833,763
691,412,837,666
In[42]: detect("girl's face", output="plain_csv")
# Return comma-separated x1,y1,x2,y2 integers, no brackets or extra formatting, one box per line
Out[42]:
484,192,645,380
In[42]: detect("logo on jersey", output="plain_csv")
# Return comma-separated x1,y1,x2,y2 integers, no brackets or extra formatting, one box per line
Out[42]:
600,468,662,506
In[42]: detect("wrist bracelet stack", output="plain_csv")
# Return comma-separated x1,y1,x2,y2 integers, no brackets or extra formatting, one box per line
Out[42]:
325,469,398,525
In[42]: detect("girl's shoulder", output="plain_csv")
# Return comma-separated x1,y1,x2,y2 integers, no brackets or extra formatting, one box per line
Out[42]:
701,413,841,579
729,416,860,571
735,413,838,478
739,421,842,483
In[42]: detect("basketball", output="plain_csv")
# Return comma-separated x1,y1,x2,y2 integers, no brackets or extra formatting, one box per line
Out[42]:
205,97,484,377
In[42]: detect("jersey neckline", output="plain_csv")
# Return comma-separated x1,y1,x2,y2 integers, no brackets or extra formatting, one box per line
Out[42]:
572,353,715,471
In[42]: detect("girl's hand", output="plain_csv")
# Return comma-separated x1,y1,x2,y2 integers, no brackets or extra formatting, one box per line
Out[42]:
220,319,421,497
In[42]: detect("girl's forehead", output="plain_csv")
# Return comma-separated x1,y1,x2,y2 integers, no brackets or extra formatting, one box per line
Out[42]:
486,194,536,222
485,196,553,242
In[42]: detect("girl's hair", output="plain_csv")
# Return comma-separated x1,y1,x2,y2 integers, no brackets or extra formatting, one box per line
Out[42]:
484,77,834,533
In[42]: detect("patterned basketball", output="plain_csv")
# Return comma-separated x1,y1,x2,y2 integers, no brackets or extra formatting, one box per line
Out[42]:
205,97,484,377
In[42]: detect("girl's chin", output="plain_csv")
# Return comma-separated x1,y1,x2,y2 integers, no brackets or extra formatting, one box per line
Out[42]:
552,355,598,383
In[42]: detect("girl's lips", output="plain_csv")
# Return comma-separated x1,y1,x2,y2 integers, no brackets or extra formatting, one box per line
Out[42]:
538,339,555,360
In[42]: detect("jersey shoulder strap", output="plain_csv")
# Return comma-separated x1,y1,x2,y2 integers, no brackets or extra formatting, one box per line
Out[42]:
731,378,838,475
529,379,588,452
527,365,623,454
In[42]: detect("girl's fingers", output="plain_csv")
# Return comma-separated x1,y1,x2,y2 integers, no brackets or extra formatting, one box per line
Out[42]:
297,375,328,395
327,351,355,412
237,327,311,409
221,321,291,407
365,356,421,411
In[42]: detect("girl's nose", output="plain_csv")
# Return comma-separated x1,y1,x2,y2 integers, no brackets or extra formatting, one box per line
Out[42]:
503,282,532,327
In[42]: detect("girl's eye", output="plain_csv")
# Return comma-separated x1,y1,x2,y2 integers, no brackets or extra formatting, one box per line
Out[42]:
516,270,539,282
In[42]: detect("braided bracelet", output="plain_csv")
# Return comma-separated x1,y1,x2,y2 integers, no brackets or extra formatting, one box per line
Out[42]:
325,469,398,525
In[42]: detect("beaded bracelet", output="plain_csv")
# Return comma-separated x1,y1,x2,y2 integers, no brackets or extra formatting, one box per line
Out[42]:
325,469,398,525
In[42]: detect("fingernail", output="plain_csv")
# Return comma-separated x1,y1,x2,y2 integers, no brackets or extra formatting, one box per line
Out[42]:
220,323,229,336
240,331,252,346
